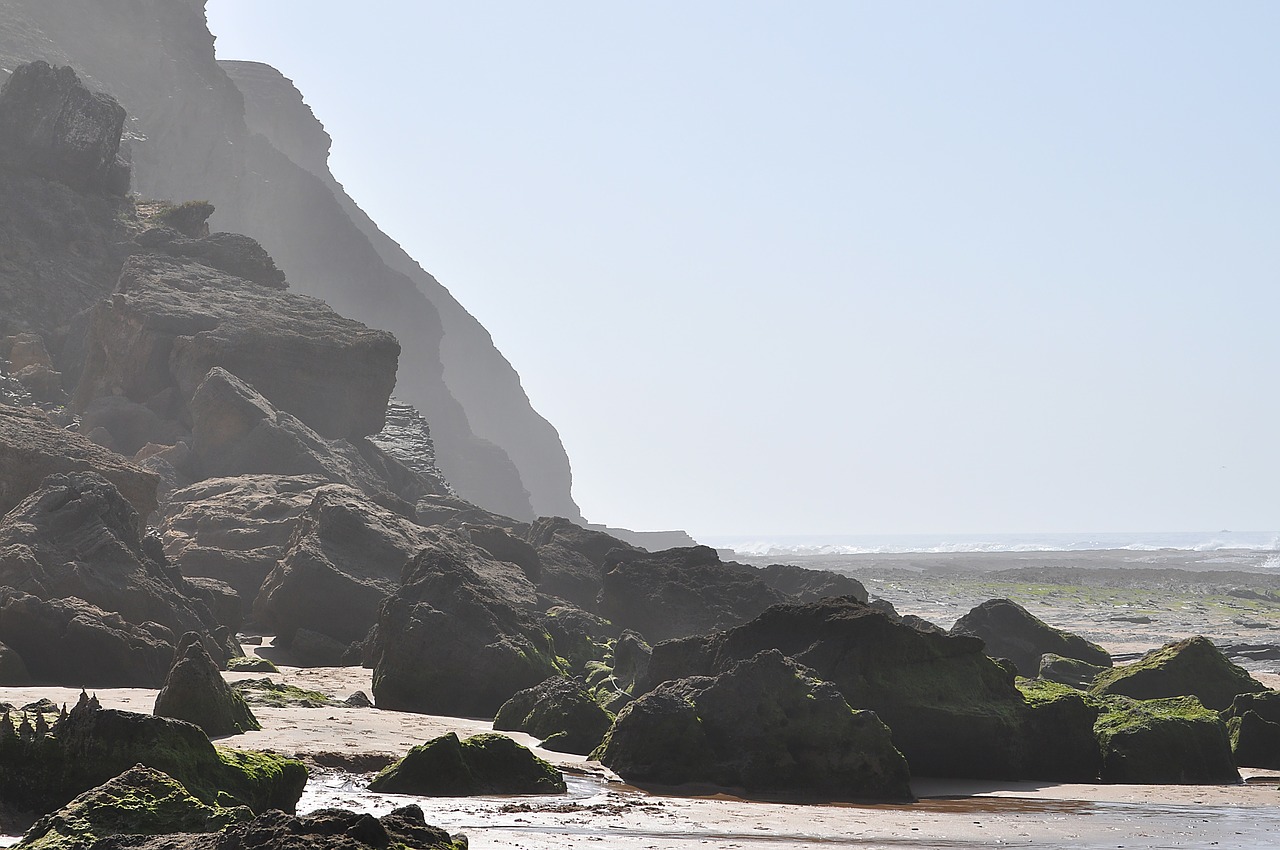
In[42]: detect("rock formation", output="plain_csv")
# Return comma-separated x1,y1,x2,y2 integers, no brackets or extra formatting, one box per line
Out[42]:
1223,691,1280,769
367,732,565,796
595,649,913,801
951,598,1112,677
493,676,615,756
1094,696,1239,784
1038,653,1108,690
154,632,260,737
1090,636,1266,710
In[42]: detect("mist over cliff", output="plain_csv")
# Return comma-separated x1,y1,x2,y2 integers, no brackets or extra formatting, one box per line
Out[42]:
0,0,582,523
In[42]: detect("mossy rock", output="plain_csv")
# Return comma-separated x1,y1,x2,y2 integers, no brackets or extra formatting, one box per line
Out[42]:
208,748,309,814
154,633,260,736
951,598,1111,677
231,678,337,708
1222,692,1280,768
1095,696,1239,784
493,676,614,756
368,733,565,796
225,656,279,673
1038,653,1108,690
1016,679,1102,781
16,765,250,850
1091,636,1265,710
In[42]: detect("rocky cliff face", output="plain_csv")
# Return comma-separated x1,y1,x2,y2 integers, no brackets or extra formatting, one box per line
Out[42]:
0,0,582,523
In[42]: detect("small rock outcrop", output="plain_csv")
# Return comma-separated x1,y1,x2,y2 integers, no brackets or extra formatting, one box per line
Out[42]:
951,598,1112,677
493,676,615,756
366,401,454,499
154,633,260,737
598,546,791,642
370,534,556,717
1038,653,1108,690
0,403,158,520
17,765,251,850
1090,636,1266,710
368,732,565,796
1094,696,1239,784
595,649,913,801
135,225,286,289
1222,691,1280,769
526,517,637,610
0,61,130,195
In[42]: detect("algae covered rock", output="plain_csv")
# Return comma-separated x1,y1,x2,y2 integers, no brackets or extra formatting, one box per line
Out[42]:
951,598,1111,677
596,649,912,800
1016,679,1102,781
154,633,260,737
16,764,250,850
1038,653,1108,690
1091,636,1266,710
368,732,565,796
1222,691,1280,769
493,676,614,756
225,656,279,674
1095,696,1239,784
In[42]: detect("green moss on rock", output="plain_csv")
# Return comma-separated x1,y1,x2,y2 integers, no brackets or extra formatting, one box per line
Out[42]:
225,656,279,673
494,676,614,756
1095,696,1239,784
1091,636,1265,710
368,732,566,796
1038,653,1108,690
231,678,337,708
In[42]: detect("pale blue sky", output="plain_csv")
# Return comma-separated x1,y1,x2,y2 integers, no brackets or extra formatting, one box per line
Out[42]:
207,2,1279,536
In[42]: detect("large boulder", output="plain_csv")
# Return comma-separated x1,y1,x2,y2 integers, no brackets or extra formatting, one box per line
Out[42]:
526,517,637,610
16,765,251,850
493,676,615,756
0,472,227,657
159,475,331,605
0,639,30,685
154,632,260,737
0,61,129,195
641,596,1086,780
0,692,306,817
252,486,442,648
597,546,791,643
135,226,286,289
74,252,399,441
1090,636,1266,710
0,590,173,687
1222,691,1280,769
367,732,565,796
1094,696,1239,784
745,562,868,603
951,598,1112,677
370,533,558,717
595,649,913,801
0,403,157,520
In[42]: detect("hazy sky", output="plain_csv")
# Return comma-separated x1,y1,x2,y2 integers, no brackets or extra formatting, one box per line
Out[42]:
206,2,1278,537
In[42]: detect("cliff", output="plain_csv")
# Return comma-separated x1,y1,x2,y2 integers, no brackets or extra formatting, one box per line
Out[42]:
0,0,582,523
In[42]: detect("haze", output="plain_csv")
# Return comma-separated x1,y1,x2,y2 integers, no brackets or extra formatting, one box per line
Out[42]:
206,2,1279,538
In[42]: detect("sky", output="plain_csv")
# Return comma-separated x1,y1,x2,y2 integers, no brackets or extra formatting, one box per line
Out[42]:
205,2,1279,538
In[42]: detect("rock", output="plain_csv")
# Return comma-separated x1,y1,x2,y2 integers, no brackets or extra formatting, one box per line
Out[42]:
230,679,337,709
0,590,174,687
1222,691,1280,769
0,403,158,520
612,630,653,695
951,598,1112,677
493,677,614,756
1038,653,1108,690
370,533,556,717
288,629,349,667
344,691,374,709
465,525,541,583
160,475,331,604
0,472,227,657
225,656,278,674
16,764,251,850
415,494,528,532
598,546,792,643
1015,680,1103,780
1090,636,1266,710
1094,696,1239,784
0,640,31,685
0,692,306,817
135,226,286,289
74,252,399,441
641,596,1080,780
366,401,454,499
80,395,178,458
543,605,613,671
368,732,565,796
0,61,129,195
744,562,868,603
183,577,242,633
154,632,260,737
595,649,913,801
527,517,637,610
184,369,418,511
252,486,443,648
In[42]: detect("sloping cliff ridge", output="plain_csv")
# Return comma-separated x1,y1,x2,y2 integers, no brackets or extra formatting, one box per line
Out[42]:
0,0,581,523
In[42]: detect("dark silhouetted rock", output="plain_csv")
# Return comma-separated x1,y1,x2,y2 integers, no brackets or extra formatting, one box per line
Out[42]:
183,577,242,633
1090,636,1266,711
596,649,912,801
465,525,541,583
494,676,614,756
542,605,613,671
1222,691,1280,769
0,472,225,655
0,639,31,685
742,562,868,603
368,732,564,796
1094,696,1239,784
1038,653,1108,690
598,546,791,643
253,486,442,648
1014,680,1103,781
18,764,251,850
951,598,1112,677
136,226,286,289
370,533,555,717
0,590,173,687
612,630,652,695
526,517,636,610
154,632,260,737
74,253,399,441
0,403,158,520
0,61,129,195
